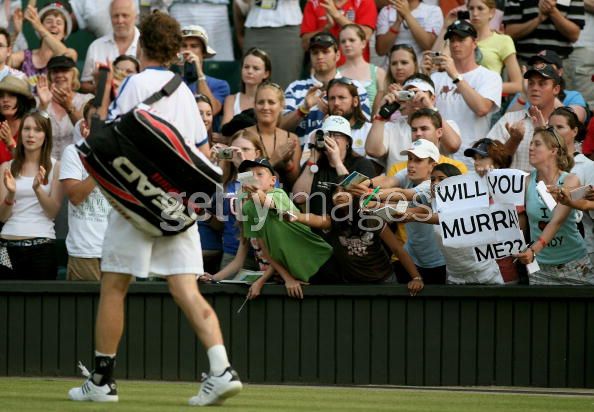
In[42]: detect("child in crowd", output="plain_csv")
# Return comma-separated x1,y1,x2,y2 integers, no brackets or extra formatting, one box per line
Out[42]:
464,138,520,284
429,163,504,285
239,158,337,299
59,100,111,281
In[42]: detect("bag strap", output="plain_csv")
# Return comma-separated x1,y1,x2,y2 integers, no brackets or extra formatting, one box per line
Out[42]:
142,74,183,105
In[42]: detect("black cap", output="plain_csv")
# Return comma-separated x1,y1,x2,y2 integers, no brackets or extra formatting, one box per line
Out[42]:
523,62,561,83
444,20,478,40
47,55,76,71
309,32,337,50
528,50,563,69
464,139,494,158
238,157,275,174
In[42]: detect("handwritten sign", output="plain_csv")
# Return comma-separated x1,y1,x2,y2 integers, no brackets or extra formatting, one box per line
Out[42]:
434,173,489,212
486,169,528,207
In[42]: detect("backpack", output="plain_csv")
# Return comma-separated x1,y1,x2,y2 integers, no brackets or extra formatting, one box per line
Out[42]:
77,71,222,237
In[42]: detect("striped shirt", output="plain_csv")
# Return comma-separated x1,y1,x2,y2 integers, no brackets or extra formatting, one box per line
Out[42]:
504,0,585,59
283,74,371,145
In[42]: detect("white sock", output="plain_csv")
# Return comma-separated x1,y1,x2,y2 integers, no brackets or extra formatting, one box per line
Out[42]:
207,345,230,375
95,351,116,358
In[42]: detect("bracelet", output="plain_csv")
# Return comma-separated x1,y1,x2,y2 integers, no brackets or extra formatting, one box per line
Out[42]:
389,27,399,35
197,75,206,82
3,198,14,206
411,276,423,282
537,237,546,249
298,105,310,116
517,97,526,106
529,247,536,263
373,114,387,122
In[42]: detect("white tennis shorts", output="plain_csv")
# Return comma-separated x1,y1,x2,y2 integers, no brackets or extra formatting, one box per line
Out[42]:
101,211,204,278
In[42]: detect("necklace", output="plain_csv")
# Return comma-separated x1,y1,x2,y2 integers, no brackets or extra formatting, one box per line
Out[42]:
256,124,277,159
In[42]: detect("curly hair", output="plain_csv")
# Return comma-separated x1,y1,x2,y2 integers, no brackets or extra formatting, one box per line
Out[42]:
138,12,182,65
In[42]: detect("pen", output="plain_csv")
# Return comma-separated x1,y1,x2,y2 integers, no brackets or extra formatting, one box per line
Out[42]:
362,186,381,208
513,242,533,264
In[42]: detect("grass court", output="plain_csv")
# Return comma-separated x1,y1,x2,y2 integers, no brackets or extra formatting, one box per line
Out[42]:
1,377,594,411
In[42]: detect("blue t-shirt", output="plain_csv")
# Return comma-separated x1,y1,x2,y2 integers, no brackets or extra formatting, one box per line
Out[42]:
197,220,223,251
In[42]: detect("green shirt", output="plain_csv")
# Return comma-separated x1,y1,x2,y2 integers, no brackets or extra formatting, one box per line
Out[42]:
242,189,333,281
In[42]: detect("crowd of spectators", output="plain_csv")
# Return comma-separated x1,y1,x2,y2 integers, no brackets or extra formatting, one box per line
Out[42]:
0,0,593,297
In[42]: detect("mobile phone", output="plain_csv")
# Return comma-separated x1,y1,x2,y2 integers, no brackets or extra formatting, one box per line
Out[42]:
377,101,401,119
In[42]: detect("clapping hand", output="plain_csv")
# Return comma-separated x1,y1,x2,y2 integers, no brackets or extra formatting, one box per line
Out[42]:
36,75,52,109
32,165,47,191
3,169,16,194
505,121,526,142
0,122,14,148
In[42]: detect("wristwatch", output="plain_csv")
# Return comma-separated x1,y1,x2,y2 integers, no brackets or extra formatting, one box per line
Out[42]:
306,161,318,174
452,74,463,84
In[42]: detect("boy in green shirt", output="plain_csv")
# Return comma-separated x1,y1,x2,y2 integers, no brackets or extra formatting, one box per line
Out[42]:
238,158,337,299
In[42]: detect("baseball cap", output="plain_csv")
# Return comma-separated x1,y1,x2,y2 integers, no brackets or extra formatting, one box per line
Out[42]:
403,78,435,95
181,25,216,58
524,62,561,83
444,20,478,40
309,32,337,50
238,157,275,174
464,138,494,158
400,139,440,162
321,115,352,138
528,50,563,69
47,55,76,71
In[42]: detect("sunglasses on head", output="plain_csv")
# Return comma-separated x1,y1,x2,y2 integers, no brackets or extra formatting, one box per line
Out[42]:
390,43,415,53
28,109,50,120
259,80,283,90
543,125,564,147
328,77,356,89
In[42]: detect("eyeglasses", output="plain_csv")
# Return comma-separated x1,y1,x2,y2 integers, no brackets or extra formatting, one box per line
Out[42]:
390,43,415,54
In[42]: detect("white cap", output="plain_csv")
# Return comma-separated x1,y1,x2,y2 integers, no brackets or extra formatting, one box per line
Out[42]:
321,115,352,138
403,78,435,95
181,25,216,58
400,139,440,162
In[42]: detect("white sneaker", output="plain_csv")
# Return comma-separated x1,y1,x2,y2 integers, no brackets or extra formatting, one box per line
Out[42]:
68,362,119,402
189,367,242,406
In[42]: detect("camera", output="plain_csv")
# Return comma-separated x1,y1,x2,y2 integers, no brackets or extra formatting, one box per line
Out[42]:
457,10,470,20
217,148,234,160
315,129,327,151
377,101,401,119
397,90,415,101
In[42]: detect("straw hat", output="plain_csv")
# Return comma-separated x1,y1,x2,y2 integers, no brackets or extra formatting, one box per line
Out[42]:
0,76,34,100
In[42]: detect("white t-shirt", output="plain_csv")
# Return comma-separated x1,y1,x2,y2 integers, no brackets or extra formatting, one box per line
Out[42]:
60,143,111,258
351,121,372,157
572,154,594,256
245,0,303,27
432,66,502,169
108,68,208,152
376,3,443,66
71,0,140,38
81,27,140,82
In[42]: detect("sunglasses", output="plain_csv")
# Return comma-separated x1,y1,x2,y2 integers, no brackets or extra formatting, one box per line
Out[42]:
542,125,564,148
328,77,356,89
258,80,283,91
311,33,336,44
245,47,268,56
28,109,50,120
194,93,212,105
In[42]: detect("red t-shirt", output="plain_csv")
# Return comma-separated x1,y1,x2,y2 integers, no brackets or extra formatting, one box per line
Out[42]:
582,117,594,156
301,0,378,65
0,132,17,165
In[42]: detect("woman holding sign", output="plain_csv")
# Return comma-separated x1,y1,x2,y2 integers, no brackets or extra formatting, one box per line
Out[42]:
516,127,594,285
